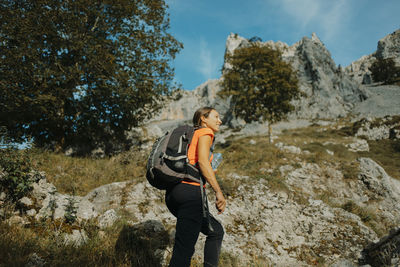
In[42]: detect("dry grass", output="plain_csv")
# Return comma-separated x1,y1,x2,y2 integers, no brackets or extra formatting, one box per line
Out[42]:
340,200,390,237
216,122,358,187
0,213,170,267
0,220,124,266
190,251,271,267
215,136,294,194
358,139,400,179
28,148,147,196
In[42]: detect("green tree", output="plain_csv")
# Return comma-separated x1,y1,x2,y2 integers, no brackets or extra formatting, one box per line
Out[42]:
219,44,300,142
0,0,182,153
370,57,400,85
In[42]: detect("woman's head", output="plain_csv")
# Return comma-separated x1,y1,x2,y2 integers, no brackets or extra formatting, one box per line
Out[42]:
193,107,222,133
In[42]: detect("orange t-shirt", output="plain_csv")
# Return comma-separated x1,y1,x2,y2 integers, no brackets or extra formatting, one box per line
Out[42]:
182,127,214,186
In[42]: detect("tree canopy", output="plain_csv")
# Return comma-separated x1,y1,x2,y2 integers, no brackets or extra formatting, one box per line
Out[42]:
219,44,300,127
370,57,400,85
0,0,182,153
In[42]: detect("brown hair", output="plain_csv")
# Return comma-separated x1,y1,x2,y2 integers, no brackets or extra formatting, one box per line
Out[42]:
192,107,215,128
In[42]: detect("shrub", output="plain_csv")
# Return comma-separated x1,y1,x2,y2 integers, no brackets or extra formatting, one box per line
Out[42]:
341,201,377,223
219,43,301,142
0,148,33,203
64,196,78,224
370,57,400,84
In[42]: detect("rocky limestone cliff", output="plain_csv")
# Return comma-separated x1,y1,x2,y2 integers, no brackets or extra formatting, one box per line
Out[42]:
132,30,400,148
346,29,400,84
287,33,366,119
146,32,366,137
224,32,369,120
376,29,400,65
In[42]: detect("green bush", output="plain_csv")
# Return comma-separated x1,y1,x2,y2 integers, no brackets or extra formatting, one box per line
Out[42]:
370,57,400,85
0,148,33,202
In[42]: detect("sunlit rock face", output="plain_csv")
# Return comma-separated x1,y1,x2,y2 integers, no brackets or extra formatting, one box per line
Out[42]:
287,33,366,119
376,29,400,64
132,30,399,147
346,29,400,84
151,32,367,133
222,32,367,120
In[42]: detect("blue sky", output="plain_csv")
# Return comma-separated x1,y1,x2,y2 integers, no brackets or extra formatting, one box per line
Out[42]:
165,0,400,91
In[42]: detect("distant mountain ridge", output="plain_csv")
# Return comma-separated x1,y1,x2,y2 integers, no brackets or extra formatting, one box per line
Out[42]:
345,29,400,84
132,29,400,149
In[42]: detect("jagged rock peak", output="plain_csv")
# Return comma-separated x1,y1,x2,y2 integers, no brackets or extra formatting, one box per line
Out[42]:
224,33,293,72
346,28,400,84
152,32,365,134
298,32,333,62
376,29,400,64
224,32,330,64
311,32,323,45
225,33,248,55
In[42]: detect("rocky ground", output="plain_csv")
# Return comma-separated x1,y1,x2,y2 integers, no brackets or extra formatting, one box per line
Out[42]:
2,116,400,266
352,85,400,119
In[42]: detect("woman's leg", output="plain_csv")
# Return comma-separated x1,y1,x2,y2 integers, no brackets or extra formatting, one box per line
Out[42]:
202,215,224,267
166,184,203,267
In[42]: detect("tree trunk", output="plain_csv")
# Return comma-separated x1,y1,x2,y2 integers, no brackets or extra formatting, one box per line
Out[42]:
268,121,272,144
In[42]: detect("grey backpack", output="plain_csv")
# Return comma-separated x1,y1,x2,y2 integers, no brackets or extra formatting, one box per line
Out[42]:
146,124,216,232
146,125,203,190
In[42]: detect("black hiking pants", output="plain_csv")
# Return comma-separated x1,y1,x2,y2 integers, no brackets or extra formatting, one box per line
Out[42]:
166,183,224,267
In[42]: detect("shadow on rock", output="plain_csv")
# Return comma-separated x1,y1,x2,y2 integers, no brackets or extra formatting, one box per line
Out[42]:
115,220,170,267
359,227,400,267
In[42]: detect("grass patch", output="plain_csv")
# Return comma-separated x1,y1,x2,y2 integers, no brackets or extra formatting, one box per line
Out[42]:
0,220,122,266
315,190,340,208
358,139,400,179
216,136,294,193
336,119,365,137
256,173,289,193
28,148,147,195
217,175,241,198
190,251,271,267
340,200,391,237
342,201,377,223
0,216,169,267
340,161,360,180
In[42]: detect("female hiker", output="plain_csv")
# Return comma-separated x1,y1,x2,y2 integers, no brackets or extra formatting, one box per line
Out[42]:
165,107,226,267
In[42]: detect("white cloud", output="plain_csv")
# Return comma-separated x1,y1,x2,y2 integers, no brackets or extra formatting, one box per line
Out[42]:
280,0,350,41
280,0,320,28
197,39,218,80
321,0,348,40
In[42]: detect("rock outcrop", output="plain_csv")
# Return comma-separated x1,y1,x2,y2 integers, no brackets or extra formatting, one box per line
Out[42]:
352,116,400,140
136,32,371,143
376,29,400,65
3,154,400,266
222,33,367,120
288,34,366,119
345,55,375,84
352,86,400,119
346,29,400,84
125,29,399,152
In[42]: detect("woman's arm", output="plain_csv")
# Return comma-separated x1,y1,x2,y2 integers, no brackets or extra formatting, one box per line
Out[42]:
198,135,226,214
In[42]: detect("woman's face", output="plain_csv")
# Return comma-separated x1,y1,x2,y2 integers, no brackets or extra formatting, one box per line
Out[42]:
201,109,222,132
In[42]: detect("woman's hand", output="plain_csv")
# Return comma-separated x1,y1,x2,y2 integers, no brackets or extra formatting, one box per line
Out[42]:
197,135,226,214
215,191,226,214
